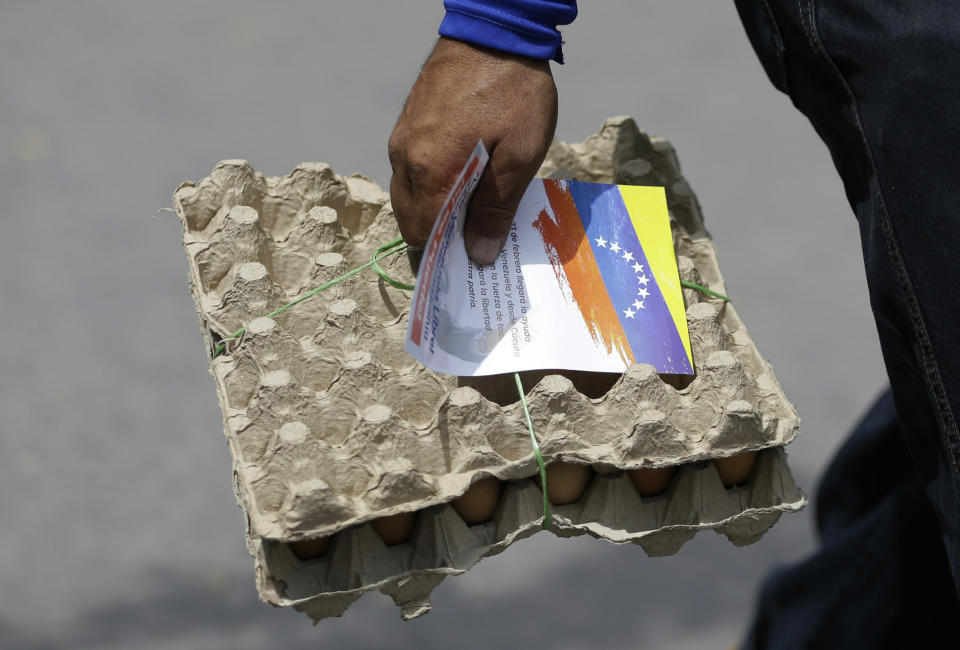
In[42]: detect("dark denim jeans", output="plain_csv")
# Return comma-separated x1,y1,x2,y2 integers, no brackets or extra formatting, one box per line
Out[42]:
733,0,960,646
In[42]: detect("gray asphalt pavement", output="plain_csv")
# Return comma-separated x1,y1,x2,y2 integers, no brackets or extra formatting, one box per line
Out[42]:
0,2,886,648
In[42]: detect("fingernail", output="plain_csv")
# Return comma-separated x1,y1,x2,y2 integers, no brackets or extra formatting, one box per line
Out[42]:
470,236,503,265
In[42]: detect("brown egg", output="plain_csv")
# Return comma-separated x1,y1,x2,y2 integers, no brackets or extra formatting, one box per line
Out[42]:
451,476,503,525
542,462,593,506
371,511,418,546
288,536,330,560
714,451,759,487
628,466,677,497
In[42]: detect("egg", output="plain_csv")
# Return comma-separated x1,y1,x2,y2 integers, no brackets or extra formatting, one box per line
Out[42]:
627,466,677,497
713,451,759,487
451,476,503,525
541,462,593,506
371,511,418,546
288,536,330,560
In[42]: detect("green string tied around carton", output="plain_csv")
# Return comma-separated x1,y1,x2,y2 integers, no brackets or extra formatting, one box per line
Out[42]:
516,373,551,529
680,280,730,302
208,236,730,534
371,239,416,291
211,237,410,357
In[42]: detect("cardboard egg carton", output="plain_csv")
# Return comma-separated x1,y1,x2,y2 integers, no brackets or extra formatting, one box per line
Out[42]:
173,117,804,622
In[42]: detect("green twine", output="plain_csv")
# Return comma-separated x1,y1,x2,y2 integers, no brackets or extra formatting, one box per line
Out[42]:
207,236,730,533
372,239,416,290
680,280,730,302
211,237,409,357
515,372,552,530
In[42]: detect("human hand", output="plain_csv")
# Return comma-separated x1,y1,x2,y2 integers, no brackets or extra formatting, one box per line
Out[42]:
388,37,558,265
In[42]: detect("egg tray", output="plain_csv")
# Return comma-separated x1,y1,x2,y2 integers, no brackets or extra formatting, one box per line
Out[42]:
172,116,804,622
261,446,797,621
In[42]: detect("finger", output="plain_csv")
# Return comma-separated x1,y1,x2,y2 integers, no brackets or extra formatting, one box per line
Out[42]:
463,143,540,265
389,168,423,247
403,139,472,246
388,164,425,276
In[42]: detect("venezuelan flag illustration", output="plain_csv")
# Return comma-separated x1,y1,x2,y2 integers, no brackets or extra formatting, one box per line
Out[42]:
532,180,694,374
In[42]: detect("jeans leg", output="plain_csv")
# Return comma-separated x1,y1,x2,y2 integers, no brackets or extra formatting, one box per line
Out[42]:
733,0,960,645
744,391,959,648
734,0,960,592
824,3,960,587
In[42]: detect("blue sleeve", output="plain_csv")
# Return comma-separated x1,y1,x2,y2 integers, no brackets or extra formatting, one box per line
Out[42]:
439,0,578,64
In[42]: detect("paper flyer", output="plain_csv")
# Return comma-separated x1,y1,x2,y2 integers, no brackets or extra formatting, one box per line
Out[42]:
405,142,693,377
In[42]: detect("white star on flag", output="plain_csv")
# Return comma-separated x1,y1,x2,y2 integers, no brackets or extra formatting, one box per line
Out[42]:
622,251,634,262
638,274,650,285
609,241,621,253
638,287,650,298
632,299,643,310
623,307,636,319
638,301,646,309
632,261,644,273
595,235,608,247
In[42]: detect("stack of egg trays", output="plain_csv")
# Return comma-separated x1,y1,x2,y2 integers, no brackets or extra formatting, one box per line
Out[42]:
173,116,804,622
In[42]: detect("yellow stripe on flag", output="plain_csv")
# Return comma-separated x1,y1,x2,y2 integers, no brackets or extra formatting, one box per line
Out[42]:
619,185,693,369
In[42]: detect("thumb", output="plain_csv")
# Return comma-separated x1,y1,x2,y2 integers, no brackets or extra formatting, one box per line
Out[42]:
463,147,536,265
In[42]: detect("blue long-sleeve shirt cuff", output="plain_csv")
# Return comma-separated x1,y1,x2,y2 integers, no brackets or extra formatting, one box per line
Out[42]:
438,0,578,64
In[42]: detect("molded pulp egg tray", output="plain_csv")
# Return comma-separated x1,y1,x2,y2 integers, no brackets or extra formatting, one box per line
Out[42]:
174,117,805,622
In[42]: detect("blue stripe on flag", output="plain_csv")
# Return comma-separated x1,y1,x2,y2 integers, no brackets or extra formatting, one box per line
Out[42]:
568,182,693,374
